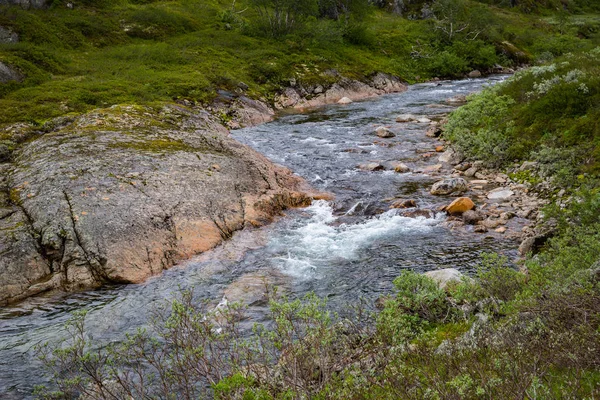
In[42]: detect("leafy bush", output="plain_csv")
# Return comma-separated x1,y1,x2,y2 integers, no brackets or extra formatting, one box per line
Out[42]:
427,50,469,78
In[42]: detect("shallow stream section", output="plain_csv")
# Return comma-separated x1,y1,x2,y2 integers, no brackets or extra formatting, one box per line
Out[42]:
0,75,516,398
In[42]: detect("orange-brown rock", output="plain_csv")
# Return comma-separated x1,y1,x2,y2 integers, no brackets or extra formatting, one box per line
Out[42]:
444,197,475,215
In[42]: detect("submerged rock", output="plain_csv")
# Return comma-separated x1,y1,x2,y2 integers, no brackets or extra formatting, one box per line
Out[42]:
359,162,385,171
0,105,315,305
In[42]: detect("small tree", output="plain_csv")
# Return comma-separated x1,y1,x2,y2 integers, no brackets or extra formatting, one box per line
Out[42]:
251,0,319,37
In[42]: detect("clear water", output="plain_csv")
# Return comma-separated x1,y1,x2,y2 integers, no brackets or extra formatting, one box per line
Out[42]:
0,76,517,398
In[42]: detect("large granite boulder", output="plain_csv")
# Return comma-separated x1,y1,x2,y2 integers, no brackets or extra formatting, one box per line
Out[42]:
0,104,315,305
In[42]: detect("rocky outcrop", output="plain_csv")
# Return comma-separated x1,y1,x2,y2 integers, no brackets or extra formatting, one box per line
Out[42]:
0,104,319,305
0,62,23,83
0,0,48,8
275,73,407,109
0,26,19,44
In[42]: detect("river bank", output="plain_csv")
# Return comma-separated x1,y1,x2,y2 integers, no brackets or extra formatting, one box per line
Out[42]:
0,75,531,398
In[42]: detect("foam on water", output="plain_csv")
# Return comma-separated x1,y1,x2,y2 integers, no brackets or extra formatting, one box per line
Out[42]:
271,200,443,278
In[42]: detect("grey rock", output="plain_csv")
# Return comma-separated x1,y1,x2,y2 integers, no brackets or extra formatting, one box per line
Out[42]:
519,161,538,171
462,210,484,225
468,70,482,78
0,0,48,8
463,166,478,177
391,162,410,173
396,113,416,122
359,162,385,171
487,188,514,200
375,126,395,138
430,177,468,195
0,26,19,44
0,62,23,83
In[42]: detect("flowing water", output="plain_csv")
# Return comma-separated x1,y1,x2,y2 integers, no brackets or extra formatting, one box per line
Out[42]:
0,76,517,398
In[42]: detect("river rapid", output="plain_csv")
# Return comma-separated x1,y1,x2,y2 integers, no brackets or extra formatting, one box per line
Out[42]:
0,75,516,398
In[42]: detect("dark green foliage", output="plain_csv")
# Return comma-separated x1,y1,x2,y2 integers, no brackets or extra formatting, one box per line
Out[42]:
445,48,600,175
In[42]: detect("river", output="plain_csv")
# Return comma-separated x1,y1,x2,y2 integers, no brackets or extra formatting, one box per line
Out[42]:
0,75,517,398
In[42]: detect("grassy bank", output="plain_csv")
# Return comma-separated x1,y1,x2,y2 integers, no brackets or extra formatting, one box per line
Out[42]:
1,0,599,128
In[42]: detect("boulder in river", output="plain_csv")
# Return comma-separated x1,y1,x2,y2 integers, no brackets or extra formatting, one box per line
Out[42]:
444,197,475,215
430,178,468,195
396,114,416,122
0,105,315,305
426,125,443,137
424,268,464,289
359,162,385,171
390,199,417,209
468,70,482,78
375,126,395,138
402,208,436,218
338,97,353,104
391,162,410,173
462,210,484,225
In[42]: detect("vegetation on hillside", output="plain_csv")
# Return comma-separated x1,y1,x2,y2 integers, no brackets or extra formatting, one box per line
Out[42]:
0,0,598,127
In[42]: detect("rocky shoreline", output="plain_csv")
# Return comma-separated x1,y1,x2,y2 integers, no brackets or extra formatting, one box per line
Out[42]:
366,102,553,265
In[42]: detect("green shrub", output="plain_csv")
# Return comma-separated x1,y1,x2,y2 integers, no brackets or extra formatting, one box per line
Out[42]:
427,50,469,78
